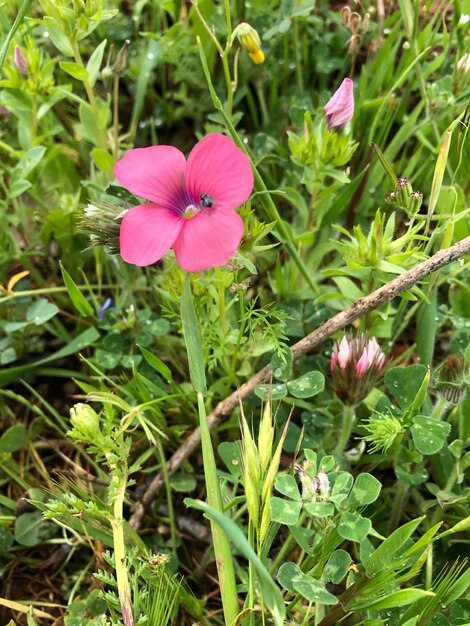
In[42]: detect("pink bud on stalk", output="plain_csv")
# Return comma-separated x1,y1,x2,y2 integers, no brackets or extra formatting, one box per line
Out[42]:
14,45,28,78
324,78,354,130
330,333,385,405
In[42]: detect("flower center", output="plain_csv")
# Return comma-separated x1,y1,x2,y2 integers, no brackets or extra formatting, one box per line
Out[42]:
182,193,215,219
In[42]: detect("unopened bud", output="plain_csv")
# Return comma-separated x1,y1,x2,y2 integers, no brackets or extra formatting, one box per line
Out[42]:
348,34,361,55
14,45,28,78
385,190,399,205
456,53,470,90
70,403,101,442
114,39,129,75
236,23,265,64
349,12,362,34
409,190,423,215
435,356,468,404
395,177,413,207
363,12,370,31
341,6,351,27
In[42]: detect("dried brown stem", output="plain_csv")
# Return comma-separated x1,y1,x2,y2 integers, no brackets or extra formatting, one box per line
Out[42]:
129,235,470,529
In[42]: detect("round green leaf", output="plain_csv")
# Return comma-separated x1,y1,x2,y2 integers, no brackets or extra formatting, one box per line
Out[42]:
411,416,451,455
287,371,325,398
27,298,59,325
170,473,197,493
384,365,427,410
346,473,382,507
304,501,335,517
218,441,242,478
0,424,27,452
322,550,352,584
292,572,338,605
270,496,301,525
14,511,56,547
274,474,300,501
338,512,371,542
277,561,301,592
0,526,14,551
94,349,121,369
254,383,287,401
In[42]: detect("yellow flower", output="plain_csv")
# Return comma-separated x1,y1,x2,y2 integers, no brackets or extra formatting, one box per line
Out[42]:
236,23,265,64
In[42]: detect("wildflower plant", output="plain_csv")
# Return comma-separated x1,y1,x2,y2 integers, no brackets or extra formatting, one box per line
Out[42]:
1,1,470,626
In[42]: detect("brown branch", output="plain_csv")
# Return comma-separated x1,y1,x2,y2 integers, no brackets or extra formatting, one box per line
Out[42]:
129,235,470,529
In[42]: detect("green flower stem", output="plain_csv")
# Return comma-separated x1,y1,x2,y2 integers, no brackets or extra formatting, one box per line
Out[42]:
69,38,108,151
111,467,135,626
335,404,356,454
197,38,318,294
197,392,239,626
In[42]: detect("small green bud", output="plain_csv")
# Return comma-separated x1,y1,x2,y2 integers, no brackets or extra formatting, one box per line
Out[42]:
409,190,423,215
69,403,101,443
114,40,129,75
395,177,413,207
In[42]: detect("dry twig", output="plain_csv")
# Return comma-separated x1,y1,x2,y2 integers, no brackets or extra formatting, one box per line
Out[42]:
129,235,470,529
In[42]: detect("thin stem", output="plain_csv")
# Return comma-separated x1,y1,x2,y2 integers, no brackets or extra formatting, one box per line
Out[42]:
70,38,108,150
113,73,120,158
156,441,177,552
197,392,239,626
112,469,135,626
335,404,356,454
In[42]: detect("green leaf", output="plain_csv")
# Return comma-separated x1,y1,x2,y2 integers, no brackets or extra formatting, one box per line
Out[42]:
345,473,382,507
92,148,114,172
292,572,338,604
0,526,14,551
0,424,27,452
170,473,197,493
365,516,425,575
26,298,59,325
322,550,352,584
384,365,427,410
138,345,172,381
338,512,371,542
304,501,335,517
360,589,434,611
218,441,242,478
411,416,451,455
254,383,287,400
14,146,47,178
270,496,302,525
0,327,100,387
277,562,300,592
185,498,285,624
86,39,107,86
14,511,56,547
287,371,325,398
274,474,300,501
271,349,293,381
8,179,32,198
180,276,206,394
60,262,94,316
59,61,89,81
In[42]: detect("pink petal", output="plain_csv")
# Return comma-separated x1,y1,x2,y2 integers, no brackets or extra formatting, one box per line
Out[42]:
185,134,254,211
173,207,244,272
114,146,186,208
324,78,354,129
120,204,183,267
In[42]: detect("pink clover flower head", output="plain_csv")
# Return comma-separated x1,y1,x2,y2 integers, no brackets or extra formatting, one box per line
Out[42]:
324,78,354,130
330,332,385,405
115,133,254,272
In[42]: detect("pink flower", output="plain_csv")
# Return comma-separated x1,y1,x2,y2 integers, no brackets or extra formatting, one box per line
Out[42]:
115,134,254,272
324,78,354,130
330,333,386,405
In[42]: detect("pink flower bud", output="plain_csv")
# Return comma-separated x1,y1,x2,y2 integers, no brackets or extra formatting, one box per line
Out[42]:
324,78,354,130
14,45,28,78
330,333,386,405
